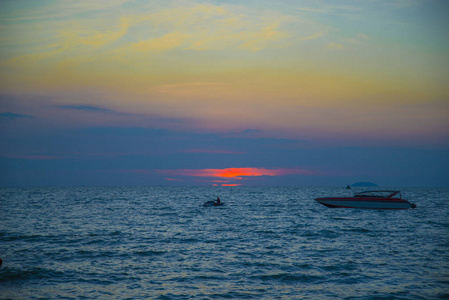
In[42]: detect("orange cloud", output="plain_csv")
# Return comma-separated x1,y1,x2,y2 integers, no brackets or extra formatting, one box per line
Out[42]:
157,167,316,179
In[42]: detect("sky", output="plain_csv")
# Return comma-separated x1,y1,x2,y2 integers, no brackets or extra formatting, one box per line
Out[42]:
0,0,448,187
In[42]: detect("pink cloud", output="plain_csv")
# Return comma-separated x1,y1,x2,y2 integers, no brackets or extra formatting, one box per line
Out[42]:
164,178,182,181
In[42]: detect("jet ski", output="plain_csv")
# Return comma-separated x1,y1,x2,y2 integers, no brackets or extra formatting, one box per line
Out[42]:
203,200,224,207
203,197,224,207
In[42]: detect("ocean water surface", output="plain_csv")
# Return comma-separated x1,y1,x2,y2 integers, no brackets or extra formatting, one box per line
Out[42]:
0,186,448,299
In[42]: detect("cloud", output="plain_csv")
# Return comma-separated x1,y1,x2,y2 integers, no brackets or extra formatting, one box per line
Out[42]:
77,19,129,48
117,4,294,53
327,42,344,50
153,167,319,186
0,112,33,119
0,0,130,22
57,105,113,112
239,23,290,52
5,2,295,59
164,178,183,182
182,149,244,154
240,129,263,135
129,32,188,52
1,154,68,160
152,82,229,99
156,167,317,180
326,34,369,50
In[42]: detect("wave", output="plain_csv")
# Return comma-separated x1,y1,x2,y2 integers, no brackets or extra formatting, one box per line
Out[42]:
133,250,166,256
253,272,324,283
0,267,68,282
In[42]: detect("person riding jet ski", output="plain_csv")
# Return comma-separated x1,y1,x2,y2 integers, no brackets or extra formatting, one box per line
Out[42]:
203,197,224,207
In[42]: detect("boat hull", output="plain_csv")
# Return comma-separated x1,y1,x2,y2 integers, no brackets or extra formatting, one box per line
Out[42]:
315,197,413,209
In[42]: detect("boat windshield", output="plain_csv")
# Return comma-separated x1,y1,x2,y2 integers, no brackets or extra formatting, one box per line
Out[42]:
354,190,401,198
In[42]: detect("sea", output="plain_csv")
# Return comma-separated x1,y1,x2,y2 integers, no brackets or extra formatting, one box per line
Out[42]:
0,186,448,299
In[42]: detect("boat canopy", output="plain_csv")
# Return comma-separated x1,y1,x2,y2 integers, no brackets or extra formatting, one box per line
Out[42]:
353,190,401,198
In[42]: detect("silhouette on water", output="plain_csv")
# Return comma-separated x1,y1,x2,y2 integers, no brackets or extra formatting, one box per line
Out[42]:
203,196,224,206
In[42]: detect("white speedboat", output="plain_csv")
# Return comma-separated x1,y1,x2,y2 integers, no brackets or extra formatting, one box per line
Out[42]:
315,190,416,209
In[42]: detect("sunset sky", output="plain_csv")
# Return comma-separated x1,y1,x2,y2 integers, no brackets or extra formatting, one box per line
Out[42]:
1,0,448,186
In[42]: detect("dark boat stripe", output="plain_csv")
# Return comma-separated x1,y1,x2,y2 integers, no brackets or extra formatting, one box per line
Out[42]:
316,198,408,203
321,202,407,209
